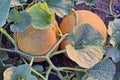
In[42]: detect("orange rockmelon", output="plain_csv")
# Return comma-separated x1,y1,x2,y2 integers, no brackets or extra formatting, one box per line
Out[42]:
60,10,107,49
16,20,58,62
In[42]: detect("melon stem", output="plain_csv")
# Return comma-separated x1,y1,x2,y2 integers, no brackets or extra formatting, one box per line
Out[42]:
30,57,34,66
72,9,79,26
0,28,17,49
46,33,69,56
109,0,113,15
55,22,63,36
45,66,52,80
31,68,47,80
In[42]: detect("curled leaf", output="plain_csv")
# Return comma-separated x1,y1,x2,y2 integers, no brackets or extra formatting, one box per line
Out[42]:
108,19,120,47
66,24,104,68
66,44,103,69
108,19,120,36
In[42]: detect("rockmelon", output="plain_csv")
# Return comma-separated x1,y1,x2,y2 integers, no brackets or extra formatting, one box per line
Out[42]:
60,10,107,49
16,20,58,62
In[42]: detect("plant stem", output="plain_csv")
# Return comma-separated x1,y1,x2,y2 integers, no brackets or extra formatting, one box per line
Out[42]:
50,49,66,57
56,70,64,80
91,6,113,16
3,22,10,29
30,57,34,66
46,33,69,56
0,28,18,50
55,22,63,36
109,0,113,15
0,46,46,60
46,56,58,70
0,28,16,46
31,68,47,80
0,47,16,52
72,9,79,26
59,67,86,72
0,33,2,46
45,67,52,79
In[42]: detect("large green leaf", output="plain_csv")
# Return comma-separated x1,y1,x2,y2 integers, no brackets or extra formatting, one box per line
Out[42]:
76,0,98,5
66,24,104,68
0,0,11,27
108,19,120,47
87,58,116,80
32,65,44,73
0,52,9,62
46,0,74,18
8,9,31,32
73,24,104,49
3,64,37,80
27,3,54,29
105,46,120,63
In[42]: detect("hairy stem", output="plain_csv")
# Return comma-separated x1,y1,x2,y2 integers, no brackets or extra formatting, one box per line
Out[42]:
72,9,79,26
31,68,47,80
59,67,86,72
45,67,52,79
55,22,63,36
109,0,113,15
50,49,66,57
46,33,69,56
0,28,16,47
30,57,34,66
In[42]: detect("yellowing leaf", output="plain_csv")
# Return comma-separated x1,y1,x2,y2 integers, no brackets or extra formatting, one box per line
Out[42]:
27,3,54,29
3,64,37,80
66,44,103,69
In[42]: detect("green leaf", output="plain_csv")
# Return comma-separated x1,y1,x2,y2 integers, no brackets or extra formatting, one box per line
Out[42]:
73,24,104,50
66,24,104,68
105,46,120,63
0,52,9,62
108,19,120,47
32,65,44,73
76,0,98,5
0,0,11,27
8,9,31,32
46,0,74,18
3,64,37,80
27,3,54,29
87,58,116,80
